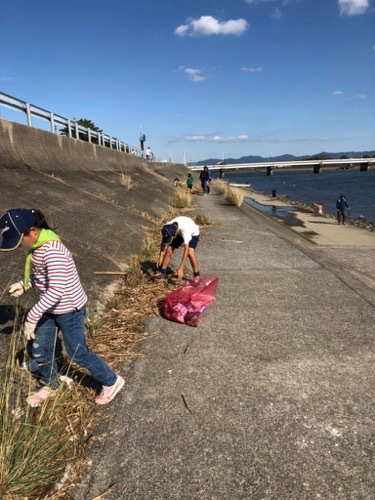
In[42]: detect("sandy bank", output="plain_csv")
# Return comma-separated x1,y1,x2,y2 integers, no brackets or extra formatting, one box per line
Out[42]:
237,186,375,247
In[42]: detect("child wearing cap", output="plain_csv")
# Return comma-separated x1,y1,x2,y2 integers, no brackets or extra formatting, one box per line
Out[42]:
153,216,200,281
0,208,124,407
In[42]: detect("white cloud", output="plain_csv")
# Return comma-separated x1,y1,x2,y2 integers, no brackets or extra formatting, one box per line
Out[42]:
169,133,254,144
241,66,263,73
175,16,248,37
333,90,367,99
0,76,13,81
169,133,331,145
271,8,282,19
338,0,369,16
373,44,375,50
177,66,206,82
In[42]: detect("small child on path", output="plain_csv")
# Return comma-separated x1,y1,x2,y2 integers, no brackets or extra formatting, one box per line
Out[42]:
0,208,124,407
186,173,193,193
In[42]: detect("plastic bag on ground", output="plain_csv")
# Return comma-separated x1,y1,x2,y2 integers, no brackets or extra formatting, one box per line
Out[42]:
163,274,219,327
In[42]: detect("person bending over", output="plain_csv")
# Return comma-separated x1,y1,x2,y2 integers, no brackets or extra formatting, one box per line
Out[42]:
153,216,200,281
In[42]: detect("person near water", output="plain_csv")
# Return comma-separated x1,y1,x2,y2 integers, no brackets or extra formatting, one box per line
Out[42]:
313,202,323,215
0,208,124,407
336,195,350,225
152,216,200,281
186,173,193,193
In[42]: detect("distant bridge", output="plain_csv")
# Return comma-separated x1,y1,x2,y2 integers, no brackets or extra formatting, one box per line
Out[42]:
189,157,374,175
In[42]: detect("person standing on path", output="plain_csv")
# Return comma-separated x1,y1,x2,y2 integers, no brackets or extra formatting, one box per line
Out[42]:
0,208,124,407
199,166,210,195
186,173,193,194
152,216,200,281
336,195,350,225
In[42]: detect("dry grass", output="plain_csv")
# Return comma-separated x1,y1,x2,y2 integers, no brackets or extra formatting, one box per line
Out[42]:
170,188,192,209
194,213,212,226
213,179,229,195
225,187,244,207
0,310,96,498
120,168,133,190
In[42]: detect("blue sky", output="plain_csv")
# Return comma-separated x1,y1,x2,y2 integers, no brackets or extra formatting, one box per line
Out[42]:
0,0,374,163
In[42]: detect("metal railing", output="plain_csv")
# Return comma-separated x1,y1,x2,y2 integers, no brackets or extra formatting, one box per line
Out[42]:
0,91,143,157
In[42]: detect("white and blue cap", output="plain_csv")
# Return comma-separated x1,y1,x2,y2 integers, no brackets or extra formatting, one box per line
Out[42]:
0,208,36,251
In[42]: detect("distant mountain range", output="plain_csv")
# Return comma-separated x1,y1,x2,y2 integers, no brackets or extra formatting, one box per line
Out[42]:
195,150,375,166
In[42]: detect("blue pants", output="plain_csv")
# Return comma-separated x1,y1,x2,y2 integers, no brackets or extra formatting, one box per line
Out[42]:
201,180,208,193
32,307,116,389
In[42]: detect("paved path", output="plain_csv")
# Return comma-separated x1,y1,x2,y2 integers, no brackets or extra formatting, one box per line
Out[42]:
74,190,375,500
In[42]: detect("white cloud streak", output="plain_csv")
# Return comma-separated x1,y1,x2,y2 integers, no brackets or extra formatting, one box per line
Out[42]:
241,67,263,73
175,16,248,37
338,0,369,16
177,66,206,82
169,133,330,145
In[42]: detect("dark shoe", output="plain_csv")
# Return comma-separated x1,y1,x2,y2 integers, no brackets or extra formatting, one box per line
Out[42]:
152,272,166,281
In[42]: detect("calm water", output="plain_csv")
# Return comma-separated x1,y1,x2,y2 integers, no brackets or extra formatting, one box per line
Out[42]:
216,169,375,223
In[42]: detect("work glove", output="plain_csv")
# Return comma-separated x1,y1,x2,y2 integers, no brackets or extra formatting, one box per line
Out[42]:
9,282,25,298
23,322,36,341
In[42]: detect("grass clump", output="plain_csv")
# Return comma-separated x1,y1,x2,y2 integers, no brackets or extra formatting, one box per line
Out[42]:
194,213,212,226
225,187,244,207
0,309,95,498
214,179,228,195
120,168,133,190
170,187,192,209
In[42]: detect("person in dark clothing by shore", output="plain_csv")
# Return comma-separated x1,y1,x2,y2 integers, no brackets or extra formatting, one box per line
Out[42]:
336,194,350,225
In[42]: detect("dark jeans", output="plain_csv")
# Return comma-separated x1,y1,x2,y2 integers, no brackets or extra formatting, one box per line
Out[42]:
337,210,346,223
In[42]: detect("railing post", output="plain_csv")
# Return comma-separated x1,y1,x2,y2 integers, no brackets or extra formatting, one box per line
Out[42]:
67,120,72,138
50,112,55,133
26,103,32,127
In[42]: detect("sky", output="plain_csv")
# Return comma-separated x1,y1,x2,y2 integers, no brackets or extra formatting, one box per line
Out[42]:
0,0,374,164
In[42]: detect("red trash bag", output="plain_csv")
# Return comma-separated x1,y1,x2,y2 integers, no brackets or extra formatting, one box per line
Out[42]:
163,274,219,327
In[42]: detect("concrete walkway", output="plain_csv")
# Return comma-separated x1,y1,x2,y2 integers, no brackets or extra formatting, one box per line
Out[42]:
74,190,375,500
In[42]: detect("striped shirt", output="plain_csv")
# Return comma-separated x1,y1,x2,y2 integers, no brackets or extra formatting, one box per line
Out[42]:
23,240,87,324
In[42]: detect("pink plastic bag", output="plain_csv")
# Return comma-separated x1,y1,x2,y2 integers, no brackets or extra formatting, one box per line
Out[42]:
163,274,219,327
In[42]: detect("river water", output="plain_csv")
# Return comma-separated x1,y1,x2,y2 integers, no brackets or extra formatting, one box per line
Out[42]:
216,168,375,224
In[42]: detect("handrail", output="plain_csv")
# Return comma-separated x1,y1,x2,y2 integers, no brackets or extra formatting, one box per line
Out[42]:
0,91,143,156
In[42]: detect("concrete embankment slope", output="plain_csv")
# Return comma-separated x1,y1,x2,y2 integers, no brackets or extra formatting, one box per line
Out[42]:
0,118,188,371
